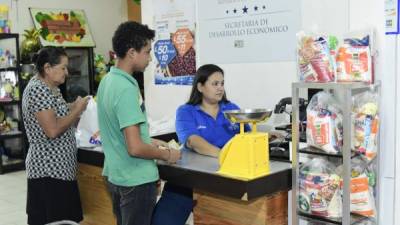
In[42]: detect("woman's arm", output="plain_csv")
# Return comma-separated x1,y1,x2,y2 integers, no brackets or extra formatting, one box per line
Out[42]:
176,105,222,157
186,135,220,157
35,96,88,139
35,108,81,139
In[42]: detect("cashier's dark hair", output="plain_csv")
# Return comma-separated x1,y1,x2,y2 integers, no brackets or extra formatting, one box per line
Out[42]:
32,47,68,77
187,64,228,105
112,21,155,58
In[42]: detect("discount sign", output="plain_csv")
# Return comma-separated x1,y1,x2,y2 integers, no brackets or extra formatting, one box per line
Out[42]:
154,39,177,68
172,28,194,57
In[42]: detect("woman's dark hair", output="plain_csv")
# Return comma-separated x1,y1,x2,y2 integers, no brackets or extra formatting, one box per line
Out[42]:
32,47,67,77
112,21,155,58
187,64,229,105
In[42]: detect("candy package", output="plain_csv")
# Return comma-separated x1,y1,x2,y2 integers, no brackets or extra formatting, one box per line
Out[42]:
297,31,337,83
306,92,343,154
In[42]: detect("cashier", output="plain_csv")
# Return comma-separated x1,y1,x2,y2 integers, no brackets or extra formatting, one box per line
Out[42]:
151,64,248,225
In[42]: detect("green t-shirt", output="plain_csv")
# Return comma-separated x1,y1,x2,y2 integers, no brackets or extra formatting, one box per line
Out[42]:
97,66,159,186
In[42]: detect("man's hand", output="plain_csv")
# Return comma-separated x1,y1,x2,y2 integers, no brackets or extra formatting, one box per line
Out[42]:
167,148,181,164
151,138,169,148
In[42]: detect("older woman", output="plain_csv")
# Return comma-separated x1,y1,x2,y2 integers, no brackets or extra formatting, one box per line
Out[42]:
152,64,248,225
22,47,89,225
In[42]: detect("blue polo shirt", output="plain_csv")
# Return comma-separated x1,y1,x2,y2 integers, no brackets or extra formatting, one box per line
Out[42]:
176,102,248,148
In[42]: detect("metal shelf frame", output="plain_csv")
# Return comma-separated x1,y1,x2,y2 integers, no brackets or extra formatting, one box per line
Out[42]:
291,81,381,225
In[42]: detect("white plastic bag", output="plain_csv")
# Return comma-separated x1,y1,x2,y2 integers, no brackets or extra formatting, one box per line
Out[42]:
76,97,101,147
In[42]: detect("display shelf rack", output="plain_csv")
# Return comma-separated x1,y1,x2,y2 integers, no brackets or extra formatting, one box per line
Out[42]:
291,81,381,225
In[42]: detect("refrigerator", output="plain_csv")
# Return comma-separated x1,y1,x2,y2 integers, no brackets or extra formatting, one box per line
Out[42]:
60,47,95,102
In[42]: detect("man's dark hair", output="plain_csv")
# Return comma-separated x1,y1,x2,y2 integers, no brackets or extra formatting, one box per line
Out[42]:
187,64,229,105
112,21,155,58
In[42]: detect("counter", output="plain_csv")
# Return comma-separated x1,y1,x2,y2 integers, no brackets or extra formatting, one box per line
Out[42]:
77,147,292,225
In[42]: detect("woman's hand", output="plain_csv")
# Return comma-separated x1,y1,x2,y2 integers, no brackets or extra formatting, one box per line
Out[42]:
71,96,90,114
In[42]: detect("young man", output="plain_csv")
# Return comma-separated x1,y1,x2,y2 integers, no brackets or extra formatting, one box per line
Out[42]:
97,21,181,225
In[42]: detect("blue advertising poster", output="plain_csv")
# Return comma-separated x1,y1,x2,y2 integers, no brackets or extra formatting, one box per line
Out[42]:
153,0,196,85
154,40,176,68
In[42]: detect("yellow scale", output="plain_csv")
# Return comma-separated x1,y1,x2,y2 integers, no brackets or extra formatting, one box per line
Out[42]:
218,109,272,181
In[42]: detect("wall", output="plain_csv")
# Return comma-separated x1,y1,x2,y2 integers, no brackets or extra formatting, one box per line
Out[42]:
395,33,400,225
127,0,141,22
0,0,127,57
380,16,397,225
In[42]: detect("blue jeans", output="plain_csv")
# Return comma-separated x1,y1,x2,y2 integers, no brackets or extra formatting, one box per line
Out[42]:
107,181,157,225
151,183,194,225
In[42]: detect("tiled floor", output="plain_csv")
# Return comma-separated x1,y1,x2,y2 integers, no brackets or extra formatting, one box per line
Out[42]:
0,171,193,225
0,170,27,225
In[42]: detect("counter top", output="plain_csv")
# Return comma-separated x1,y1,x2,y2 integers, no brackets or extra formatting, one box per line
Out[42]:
78,147,292,201
158,148,291,200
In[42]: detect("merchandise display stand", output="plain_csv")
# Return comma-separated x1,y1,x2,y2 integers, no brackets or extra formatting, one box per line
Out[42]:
291,81,381,225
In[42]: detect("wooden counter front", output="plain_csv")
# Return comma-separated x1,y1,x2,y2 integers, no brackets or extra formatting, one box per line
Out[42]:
77,163,116,225
77,147,291,225
194,190,287,225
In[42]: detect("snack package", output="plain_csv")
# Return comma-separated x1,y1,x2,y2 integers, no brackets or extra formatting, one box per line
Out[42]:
336,157,377,218
298,158,342,218
350,174,376,217
336,45,372,83
306,92,343,154
297,31,337,83
352,91,379,161
336,29,373,83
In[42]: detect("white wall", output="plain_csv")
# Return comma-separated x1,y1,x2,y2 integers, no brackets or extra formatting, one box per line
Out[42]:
0,0,127,57
395,33,400,225
380,34,396,225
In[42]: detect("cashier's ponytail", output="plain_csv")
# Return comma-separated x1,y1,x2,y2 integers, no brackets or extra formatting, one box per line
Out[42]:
187,64,229,105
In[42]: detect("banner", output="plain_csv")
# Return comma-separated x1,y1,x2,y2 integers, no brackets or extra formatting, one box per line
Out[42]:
152,0,196,85
197,0,300,63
